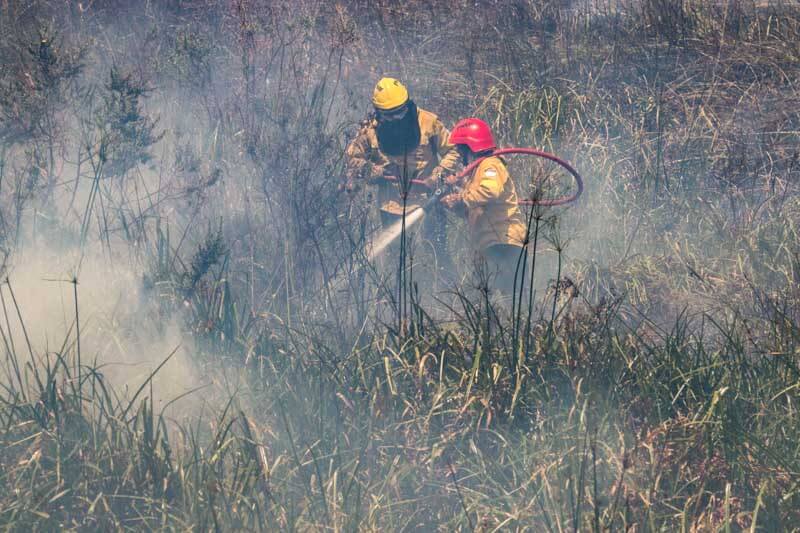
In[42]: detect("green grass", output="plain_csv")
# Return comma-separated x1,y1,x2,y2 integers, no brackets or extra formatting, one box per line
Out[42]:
1,278,798,530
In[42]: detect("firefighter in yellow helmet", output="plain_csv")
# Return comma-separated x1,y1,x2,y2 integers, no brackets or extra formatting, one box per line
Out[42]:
344,77,459,278
440,118,527,296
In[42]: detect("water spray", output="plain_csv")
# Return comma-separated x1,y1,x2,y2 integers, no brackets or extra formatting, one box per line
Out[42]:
366,206,426,262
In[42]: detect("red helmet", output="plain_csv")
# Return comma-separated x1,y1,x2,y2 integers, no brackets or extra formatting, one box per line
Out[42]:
448,118,496,152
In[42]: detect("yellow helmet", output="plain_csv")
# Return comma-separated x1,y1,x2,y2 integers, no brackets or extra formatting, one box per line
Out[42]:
372,77,409,110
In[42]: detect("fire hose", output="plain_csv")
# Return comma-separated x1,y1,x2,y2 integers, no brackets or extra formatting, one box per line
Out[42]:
336,147,583,265
386,147,583,207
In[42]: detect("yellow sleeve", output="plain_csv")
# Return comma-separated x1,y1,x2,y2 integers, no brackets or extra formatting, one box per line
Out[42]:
432,119,459,174
462,163,507,208
345,128,382,182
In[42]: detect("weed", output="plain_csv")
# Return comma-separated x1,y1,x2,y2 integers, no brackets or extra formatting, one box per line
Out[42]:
0,0,798,530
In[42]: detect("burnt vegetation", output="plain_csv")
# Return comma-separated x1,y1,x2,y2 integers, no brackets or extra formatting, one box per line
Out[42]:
0,0,799,530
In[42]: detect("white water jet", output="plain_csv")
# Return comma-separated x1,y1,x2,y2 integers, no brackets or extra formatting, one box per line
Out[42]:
366,207,426,262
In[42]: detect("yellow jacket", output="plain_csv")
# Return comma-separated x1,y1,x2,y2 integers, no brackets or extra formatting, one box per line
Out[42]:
461,156,527,251
345,107,459,215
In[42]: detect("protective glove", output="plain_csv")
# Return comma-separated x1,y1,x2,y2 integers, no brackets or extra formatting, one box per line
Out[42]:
418,166,446,190
440,192,463,210
381,162,402,181
443,173,461,186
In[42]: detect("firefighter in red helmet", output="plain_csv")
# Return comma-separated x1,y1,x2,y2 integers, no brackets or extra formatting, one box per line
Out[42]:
440,118,527,295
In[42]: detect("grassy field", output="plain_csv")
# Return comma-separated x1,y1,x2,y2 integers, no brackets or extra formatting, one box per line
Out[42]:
0,0,799,530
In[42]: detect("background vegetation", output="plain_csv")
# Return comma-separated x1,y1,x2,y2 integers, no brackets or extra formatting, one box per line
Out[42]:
0,0,799,530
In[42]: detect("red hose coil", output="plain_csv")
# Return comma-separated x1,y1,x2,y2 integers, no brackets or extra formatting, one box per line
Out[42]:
388,147,583,207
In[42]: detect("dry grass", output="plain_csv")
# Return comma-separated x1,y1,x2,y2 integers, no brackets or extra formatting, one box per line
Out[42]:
0,0,799,530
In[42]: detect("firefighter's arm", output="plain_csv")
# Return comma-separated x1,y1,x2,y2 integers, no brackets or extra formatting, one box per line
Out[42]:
433,119,460,174
462,163,507,209
422,119,460,188
344,131,384,189
440,192,463,209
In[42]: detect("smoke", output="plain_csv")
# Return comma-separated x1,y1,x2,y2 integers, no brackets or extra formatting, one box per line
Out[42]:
0,244,207,417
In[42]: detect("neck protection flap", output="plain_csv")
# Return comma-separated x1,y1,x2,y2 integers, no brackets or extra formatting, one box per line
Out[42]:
376,100,421,157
